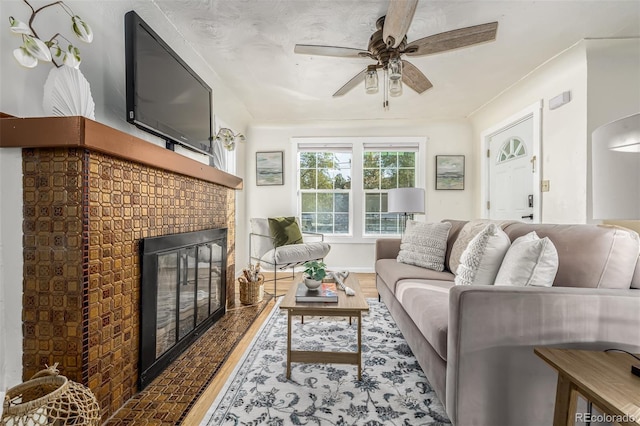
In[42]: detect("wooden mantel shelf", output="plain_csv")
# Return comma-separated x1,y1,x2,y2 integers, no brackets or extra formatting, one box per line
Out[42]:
0,116,243,189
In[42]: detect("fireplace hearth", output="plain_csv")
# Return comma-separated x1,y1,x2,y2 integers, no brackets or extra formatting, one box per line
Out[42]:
139,228,227,389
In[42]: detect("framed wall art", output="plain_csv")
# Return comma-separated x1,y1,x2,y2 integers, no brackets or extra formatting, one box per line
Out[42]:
256,151,284,186
435,155,465,190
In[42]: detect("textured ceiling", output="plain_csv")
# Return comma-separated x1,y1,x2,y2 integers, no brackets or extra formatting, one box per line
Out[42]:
155,0,640,122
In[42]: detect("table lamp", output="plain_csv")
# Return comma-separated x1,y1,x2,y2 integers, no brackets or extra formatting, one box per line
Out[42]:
388,187,425,233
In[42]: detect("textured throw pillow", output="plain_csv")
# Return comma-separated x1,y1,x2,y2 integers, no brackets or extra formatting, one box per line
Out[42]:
494,231,559,287
449,219,518,275
455,223,511,286
268,217,303,247
397,220,452,272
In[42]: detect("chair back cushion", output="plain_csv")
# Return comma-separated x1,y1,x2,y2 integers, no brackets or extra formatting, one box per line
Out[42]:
250,218,273,259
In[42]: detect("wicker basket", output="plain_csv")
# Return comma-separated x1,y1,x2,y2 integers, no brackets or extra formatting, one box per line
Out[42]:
239,275,264,305
1,365,100,425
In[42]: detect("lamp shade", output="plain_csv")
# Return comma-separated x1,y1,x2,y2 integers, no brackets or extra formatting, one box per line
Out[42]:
592,112,640,220
388,188,425,214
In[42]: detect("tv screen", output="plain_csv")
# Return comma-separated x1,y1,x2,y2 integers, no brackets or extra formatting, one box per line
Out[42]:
125,11,213,156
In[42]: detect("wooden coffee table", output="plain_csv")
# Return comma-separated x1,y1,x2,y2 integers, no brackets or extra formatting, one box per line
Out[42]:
280,273,369,380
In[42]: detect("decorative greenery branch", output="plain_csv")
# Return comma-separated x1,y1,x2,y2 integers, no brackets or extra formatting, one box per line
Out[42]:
8,0,93,69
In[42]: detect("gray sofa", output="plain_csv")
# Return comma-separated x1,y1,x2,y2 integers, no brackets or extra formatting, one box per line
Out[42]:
375,220,640,426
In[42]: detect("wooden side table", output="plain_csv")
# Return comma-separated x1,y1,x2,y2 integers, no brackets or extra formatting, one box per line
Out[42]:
535,347,640,426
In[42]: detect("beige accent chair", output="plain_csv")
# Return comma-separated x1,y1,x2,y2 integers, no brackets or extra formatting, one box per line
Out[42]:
249,218,330,296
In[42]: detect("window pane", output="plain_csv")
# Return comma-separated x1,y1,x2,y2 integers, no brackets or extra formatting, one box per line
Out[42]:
335,213,349,233
335,193,349,212
398,169,415,188
317,213,333,233
317,170,333,189
317,193,333,212
300,152,316,168
363,152,379,168
381,213,399,234
300,169,316,189
301,213,316,232
301,193,316,212
365,213,381,233
398,152,415,167
317,152,333,169
365,193,380,213
381,168,397,189
380,152,397,168
363,169,379,190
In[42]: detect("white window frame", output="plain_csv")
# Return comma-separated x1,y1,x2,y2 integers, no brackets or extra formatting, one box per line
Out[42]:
292,137,426,244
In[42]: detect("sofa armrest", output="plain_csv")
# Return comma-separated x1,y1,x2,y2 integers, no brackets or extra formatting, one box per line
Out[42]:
446,285,640,425
375,238,401,261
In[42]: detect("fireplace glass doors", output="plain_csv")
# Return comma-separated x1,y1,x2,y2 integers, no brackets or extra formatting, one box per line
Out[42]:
140,228,227,389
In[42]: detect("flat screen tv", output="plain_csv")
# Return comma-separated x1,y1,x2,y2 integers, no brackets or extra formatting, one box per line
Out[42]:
125,11,213,156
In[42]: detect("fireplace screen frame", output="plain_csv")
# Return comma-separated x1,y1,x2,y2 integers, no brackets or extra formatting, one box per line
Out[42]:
139,228,227,389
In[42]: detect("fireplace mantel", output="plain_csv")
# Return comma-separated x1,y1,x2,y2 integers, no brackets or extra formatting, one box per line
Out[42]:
0,116,243,190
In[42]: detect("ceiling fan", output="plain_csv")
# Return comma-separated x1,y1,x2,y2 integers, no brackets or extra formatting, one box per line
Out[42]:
294,0,498,108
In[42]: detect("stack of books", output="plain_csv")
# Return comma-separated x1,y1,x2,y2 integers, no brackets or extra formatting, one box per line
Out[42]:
295,281,338,303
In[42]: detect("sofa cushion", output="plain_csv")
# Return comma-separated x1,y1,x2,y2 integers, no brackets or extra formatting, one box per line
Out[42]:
455,224,511,286
376,258,454,294
396,280,452,361
442,219,468,273
397,221,452,271
503,223,640,289
494,231,558,287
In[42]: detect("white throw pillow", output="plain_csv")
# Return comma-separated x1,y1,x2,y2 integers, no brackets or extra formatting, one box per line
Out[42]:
455,223,511,286
397,220,452,272
494,231,559,287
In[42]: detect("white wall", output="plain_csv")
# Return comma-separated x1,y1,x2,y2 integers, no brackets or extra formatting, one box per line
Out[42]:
469,42,589,223
585,38,640,222
0,0,251,396
240,119,475,272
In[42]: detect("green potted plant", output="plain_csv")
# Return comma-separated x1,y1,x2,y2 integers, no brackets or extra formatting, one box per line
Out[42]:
303,260,327,290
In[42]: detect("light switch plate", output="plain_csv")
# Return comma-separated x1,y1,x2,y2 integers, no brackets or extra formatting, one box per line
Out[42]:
541,180,550,192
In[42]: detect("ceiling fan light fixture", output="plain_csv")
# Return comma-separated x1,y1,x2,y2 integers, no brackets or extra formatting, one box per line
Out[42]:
389,78,403,97
365,67,379,94
388,57,402,81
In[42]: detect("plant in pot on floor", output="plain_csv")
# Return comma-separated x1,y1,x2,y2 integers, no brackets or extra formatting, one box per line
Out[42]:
303,260,327,290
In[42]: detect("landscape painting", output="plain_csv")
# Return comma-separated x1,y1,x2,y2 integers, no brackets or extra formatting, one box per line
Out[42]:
256,151,284,186
436,155,465,190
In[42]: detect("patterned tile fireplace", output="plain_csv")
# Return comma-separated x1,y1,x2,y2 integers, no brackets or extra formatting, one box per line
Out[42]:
0,116,242,421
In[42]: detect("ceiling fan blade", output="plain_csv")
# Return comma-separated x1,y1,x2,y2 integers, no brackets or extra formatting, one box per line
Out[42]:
402,60,433,94
383,0,419,48
294,44,371,58
405,22,498,56
333,68,368,97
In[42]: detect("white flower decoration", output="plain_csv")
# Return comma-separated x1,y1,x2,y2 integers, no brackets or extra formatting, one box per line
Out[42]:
8,2,93,69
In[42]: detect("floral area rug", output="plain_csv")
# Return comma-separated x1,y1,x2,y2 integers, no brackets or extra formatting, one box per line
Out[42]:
202,299,450,425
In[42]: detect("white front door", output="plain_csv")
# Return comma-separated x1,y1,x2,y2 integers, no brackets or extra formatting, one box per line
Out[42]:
488,116,535,221
481,102,542,223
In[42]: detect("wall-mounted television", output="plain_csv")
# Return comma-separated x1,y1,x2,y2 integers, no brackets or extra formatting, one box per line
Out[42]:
125,11,213,156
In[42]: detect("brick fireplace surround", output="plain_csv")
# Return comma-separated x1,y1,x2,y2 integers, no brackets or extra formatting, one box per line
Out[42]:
0,116,242,420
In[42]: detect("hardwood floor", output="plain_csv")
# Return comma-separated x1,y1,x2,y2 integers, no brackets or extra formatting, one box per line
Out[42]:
182,272,377,424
